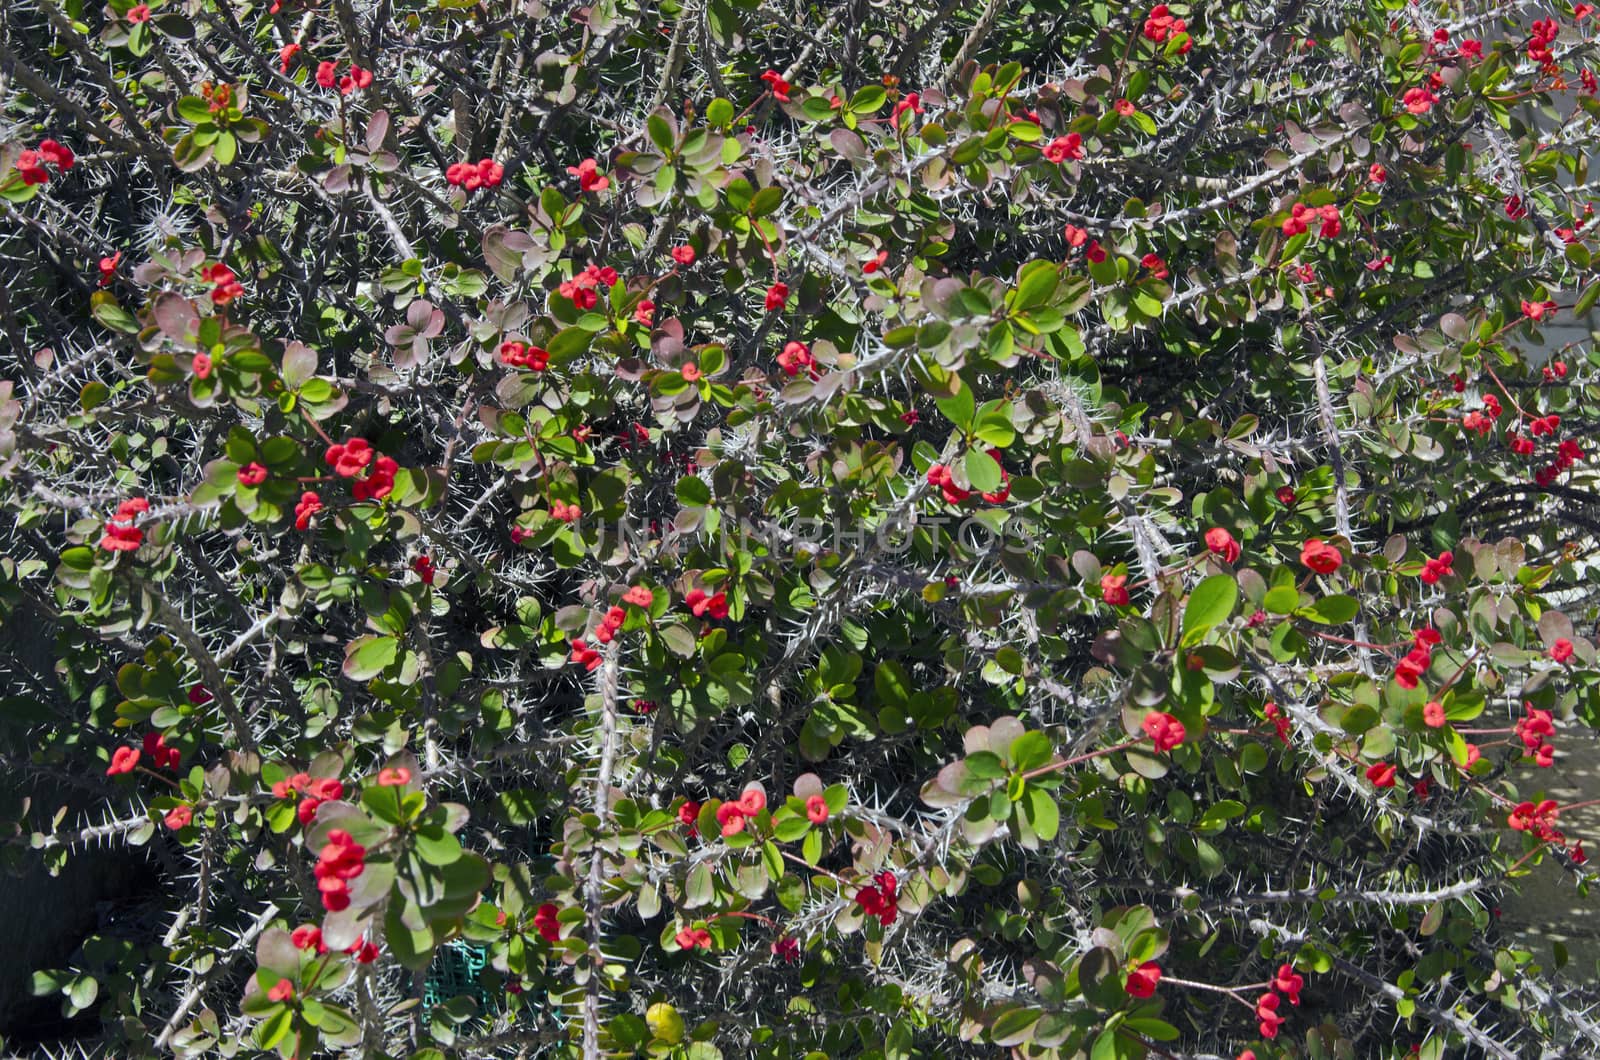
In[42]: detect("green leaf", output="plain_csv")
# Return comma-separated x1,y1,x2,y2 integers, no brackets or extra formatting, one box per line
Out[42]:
1182,575,1238,641
343,636,399,680
964,449,1003,493
1025,787,1060,841
1299,594,1359,624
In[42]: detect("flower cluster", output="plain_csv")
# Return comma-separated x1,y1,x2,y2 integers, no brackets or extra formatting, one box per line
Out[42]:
559,263,617,310
1517,703,1558,767
446,157,504,193
1393,626,1441,690
777,341,817,378
273,772,345,826
14,139,74,185
202,262,244,305
1142,5,1192,52
566,157,608,193
498,340,550,370
1281,201,1341,238
533,903,562,943
324,438,398,501
294,491,323,530
685,587,728,619
1142,710,1186,752
315,829,367,912
760,69,792,102
315,62,373,94
854,870,898,926
99,497,150,553
1417,550,1454,585
143,732,181,770
714,786,766,836
1300,538,1342,574
1042,133,1084,163
1204,527,1241,563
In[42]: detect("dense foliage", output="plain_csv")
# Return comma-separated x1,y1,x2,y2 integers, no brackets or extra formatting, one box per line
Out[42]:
7,0,1600,1056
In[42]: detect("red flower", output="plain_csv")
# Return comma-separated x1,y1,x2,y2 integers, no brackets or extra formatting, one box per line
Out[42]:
623,585,654,607
1124,961,1162,997
348,937,379,963
1256,991,1284,1038
377,766,411,787
854,870,899,926
1573,841,1588,865
1142,711,1185,752
1522,299,1558,321
924,463,972,505
1300,538,1342,574
677,800,701,835
1423,701,1446,728
1085,240,1107,263
671,244,696,265
716,801,746,836
1101,572,1130,606
1402,86,1438,114
294,491,323,530
634,299,655,326
1042,133,1084,163
191,352,213,379
38,139,73,170
278,43,301,73
737,787,766,816
338,65,374,94
1365,761,1397,788
267,981,294,1003
314,829,367,912
777,340,816,378
315,61,338,88
1369,163,1387,184
1418,550,1454,585
202,262,243,304
759,69,792,102
569,638,602,671
1264,702,1291,744
98,252,121,286
1115,98,1136,117
550,500,582,522
771,935,801,962
764,282,789,311
681,362,702,382
566,157,609,193
163,805,192,830
107,746,141,775
675,926,714,949
1063,224,1088,248
100,520,144,552
1203,527,1241,563
1273,963,1303,1005
891,92,923,128
325,438,373,478
1508,799,1562,841
1551,638,1575,663
1276,485,1297,506
236,462,268,487
533,903,562,943
127,4,151,21
684,588,729,619
805,795,829,823
144,732,181,769
1140,252,1169,279
291,925,323,951
1505,195,1529,221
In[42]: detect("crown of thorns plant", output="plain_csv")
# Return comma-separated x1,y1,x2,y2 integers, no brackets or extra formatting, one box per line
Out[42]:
6,0,1600,1058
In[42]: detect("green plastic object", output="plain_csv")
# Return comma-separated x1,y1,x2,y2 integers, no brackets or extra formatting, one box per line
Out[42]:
422,938,493,1015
